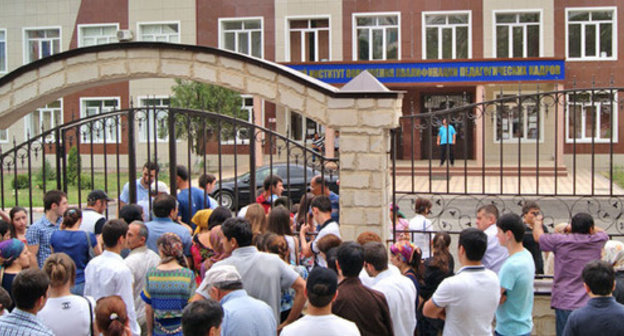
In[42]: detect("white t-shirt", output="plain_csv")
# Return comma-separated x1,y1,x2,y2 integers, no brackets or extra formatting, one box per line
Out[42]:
408,214,434,258
311,221,340,267
359,263,401,288
372,269,417,336
280,314,360,336
432,266,500,336
38,295,96,336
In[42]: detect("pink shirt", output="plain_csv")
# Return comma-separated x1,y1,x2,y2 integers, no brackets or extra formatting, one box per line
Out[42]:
539,232,608,310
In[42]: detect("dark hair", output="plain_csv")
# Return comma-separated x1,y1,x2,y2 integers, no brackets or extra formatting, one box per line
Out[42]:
254,232,269,251
198,174,216,189
521,201,540,215
571,212,594,234
264,233,289,262
119,204,143,224
295,192,315,229
12,268,49,310
267,206,292,236
430,232,452,274
414,197,432,215
337,242,364,277
326,247,340,274
316,234,342,254
263,174,282,191
44,253,76,287
306,268,338,307
221,218,253,247
459,228,488,262
0,287,12,311
61,207,82,229
153,194,177,218
95,296,128,336
496,213,525,242
363,242,388,272
477,204,499,220
102,219,129,248
208,206,232,230
311,195,332,213
143,161,160,173
182,300,224,336
0,220,9,238
583,260,615,296
44,190,66,211
9,207,27,239
176,165,189,181
273,196,291,209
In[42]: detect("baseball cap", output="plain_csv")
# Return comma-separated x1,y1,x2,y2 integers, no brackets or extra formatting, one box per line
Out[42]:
306,267,338,297
203,265,242,289
87,189,113,202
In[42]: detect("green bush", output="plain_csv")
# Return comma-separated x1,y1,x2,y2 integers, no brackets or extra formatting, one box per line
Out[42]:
66,146,81,185
12,174,29,189
37,159,56,182
78,174,93,190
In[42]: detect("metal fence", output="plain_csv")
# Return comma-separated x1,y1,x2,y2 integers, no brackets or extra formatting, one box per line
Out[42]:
0,105,338,224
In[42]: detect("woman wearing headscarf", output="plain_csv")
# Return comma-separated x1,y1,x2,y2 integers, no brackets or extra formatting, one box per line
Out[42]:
189,207,231,285
0,238,30,310
603,240,624,304
142,233,196,336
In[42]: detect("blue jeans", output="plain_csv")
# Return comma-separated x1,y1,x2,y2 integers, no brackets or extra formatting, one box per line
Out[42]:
71,281,85,296
555,308,573,336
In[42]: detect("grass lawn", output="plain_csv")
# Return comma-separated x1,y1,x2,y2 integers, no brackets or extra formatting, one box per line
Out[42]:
609,166,624,190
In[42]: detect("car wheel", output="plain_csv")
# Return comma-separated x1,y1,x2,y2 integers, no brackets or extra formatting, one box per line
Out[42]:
215,190,234,210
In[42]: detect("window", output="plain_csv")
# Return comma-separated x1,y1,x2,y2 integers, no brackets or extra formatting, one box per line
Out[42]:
423,12,470,59
287,110,321,142
138,22,179,43
566,92,617,143
288,18,330,62
495,12,541,58
353,13,399,60
24,27,61,63
80,98,120,143
0,129,7,143
25,100,63,141
219,18,263,58
138,97,170,143
0,29,6,73
78,24,118,47
494,96,543,142
566,8,617,60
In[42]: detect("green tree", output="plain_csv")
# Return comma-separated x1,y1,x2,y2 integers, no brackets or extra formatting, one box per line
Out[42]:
169,80,247,154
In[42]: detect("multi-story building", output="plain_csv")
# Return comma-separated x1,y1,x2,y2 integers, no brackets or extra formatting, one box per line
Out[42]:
0,0,621,168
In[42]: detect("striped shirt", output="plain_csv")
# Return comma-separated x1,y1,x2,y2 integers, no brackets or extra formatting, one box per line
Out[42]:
0,308,54,336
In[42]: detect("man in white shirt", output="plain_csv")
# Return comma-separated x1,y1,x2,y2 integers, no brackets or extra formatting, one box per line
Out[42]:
85,219,141,336
363,241,416,336
81,189,112,235
300,195,341,267
476,204,508,273
124,221,160,334
281,267,360,336
423,228,500,336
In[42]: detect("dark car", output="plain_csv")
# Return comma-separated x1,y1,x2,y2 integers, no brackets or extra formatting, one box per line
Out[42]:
211,163,338,210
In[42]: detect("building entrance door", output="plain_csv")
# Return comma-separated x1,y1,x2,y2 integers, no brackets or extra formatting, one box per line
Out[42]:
419,94,474,161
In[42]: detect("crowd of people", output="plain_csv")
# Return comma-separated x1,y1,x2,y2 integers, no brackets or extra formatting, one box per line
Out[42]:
0,161,621,336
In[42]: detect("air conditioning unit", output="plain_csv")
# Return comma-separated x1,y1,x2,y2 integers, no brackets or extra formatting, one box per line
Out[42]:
116,29,134,42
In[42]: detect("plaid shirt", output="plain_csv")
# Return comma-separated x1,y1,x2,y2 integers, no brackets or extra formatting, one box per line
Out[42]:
0,308,54,336
26,215,61,268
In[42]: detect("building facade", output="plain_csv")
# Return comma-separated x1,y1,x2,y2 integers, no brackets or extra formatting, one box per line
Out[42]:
0,0,621,169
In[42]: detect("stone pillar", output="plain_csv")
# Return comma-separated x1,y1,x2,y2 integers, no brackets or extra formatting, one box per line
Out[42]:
325,127,335,158
474,85,485,165
328,97,402,242
253,96,264,167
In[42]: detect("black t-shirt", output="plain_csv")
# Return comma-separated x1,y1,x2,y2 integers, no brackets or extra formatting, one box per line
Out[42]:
1,272,17,311
522,223,549,274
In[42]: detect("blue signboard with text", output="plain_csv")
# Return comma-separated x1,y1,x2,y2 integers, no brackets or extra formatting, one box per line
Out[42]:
287,59,565,84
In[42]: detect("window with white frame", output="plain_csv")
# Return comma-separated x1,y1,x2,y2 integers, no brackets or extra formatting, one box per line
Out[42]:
567,8,616,60
566,92,618,142
25,100,63,141
138,97,170,143
423,12,470,59
0,29,6,73
495,12,540,58
287,110,321,142
80,98,120,143
354,13,399,60
288,18,330,62
24,28,61,63
138,23,179,43
220,18,263,58
78,24,118,47
494,96,543,142
0,129,7,143
221,95,254,144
